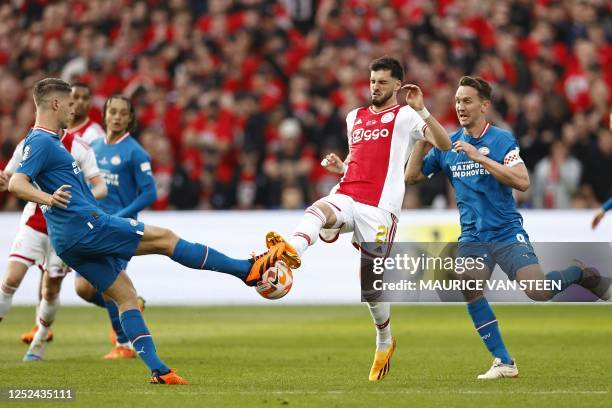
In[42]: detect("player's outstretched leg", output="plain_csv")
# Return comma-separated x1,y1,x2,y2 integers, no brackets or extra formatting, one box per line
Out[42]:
467,296,518,379
264,199,346,268
545,260,611,300
104,271,187,385
366,301,395,381
135,224,286,286
23,272,61,361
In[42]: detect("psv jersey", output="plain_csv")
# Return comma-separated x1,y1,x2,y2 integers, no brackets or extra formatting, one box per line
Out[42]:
336,104,427,217
6,131,100,235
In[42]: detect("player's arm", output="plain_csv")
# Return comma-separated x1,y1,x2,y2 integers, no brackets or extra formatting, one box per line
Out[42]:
453,141,529,192
592,197,612,229
405,140,429,184
403,84,451,151
76,140,107,200
113,150,157,218
88,174,107,200
8,174,71,209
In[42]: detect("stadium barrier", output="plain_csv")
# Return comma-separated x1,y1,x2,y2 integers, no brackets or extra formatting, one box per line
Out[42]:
1,210,609,305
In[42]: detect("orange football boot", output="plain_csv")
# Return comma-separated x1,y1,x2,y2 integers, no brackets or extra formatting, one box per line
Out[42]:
20,326,53,344
265,231,301,269
150,369,188,385
244,243,286,286
103,345,136,360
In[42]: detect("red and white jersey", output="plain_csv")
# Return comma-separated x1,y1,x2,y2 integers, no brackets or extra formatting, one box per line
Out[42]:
336,104,427,217
66,117,104,145
5,130,101,235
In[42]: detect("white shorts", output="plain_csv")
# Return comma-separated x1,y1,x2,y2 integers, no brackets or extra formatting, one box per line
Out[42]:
8,225,69,278
318,193,398,257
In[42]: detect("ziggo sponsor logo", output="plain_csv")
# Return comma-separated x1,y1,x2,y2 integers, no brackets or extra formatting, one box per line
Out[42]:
352,128,390,143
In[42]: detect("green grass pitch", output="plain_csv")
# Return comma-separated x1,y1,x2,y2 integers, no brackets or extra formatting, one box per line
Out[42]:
0,305,611,407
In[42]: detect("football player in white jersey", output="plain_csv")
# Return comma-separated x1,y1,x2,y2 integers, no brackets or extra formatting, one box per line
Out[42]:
66,83,105,144
264,56,451,381
0,128,107,355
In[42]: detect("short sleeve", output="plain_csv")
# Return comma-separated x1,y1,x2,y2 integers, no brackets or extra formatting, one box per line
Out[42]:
397,107,427,142
72,138,100,180
501,137,524,167
15,137,51,181
422,147,442,178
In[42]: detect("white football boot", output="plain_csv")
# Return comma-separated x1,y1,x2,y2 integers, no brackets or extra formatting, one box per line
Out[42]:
477,358,519,379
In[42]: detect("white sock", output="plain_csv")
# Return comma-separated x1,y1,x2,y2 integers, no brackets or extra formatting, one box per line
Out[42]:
32,298,60,345
288,206,328,256
367,302,392,351
0,283,16,320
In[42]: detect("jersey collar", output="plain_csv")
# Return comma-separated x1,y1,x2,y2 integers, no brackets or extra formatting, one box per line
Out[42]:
32,126,60,137
105,132,130,145
368,104,399,115
463,122,490,140
67,117,91,133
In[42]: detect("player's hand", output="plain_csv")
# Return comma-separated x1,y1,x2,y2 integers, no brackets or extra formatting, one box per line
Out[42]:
453,140,484,162
321,153,345,174
592,209,605,230
47,185,72,209
402,84,424,111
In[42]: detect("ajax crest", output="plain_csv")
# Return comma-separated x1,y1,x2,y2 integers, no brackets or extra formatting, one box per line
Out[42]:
381,112,395,123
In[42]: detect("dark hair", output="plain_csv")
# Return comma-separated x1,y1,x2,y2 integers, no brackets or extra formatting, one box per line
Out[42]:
71,82,91,94
102,94,136,133
33,78,71,106
369,56,404,81
459,76,492,100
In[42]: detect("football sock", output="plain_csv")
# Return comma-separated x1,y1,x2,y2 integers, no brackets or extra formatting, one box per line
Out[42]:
31,298,59,345
545,265,583,295
289,206,327,256
171,239,250,280
467,297,512,364
90,290,106,308
105,300,129,345
367,302,392,351
120,309,169,374
0,283,16,321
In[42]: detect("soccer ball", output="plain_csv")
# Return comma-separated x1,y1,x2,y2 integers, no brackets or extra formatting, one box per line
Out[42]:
256,260,293,300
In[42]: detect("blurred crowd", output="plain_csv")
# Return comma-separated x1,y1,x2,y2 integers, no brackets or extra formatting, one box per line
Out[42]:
0,0,610,211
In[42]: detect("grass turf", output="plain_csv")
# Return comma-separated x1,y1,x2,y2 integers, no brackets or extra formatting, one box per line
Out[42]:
0,305,610,407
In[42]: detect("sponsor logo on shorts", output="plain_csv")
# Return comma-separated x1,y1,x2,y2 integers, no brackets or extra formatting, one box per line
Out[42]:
129,219,138,227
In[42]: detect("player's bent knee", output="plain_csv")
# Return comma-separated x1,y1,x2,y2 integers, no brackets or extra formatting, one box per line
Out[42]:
75,277,96,301
313,201,338,228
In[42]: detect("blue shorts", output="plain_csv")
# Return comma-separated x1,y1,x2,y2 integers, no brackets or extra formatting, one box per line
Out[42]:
458,228,539,280
60,214,144,292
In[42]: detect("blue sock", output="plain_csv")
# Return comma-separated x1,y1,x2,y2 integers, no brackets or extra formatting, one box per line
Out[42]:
545,265,583,295
120,309,169,374
467,297,512,365
89,291,105,308
105,300,129,344
171,239,250,280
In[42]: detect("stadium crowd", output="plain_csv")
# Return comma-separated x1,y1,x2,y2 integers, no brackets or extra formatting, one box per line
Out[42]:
0,0,610,210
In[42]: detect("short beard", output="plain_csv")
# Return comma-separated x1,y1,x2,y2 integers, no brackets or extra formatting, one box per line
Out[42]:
371,91,393,107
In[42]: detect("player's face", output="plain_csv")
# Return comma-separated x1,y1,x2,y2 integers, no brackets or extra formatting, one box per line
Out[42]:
455,86,489,128
105,98,131,134
370,70,400,107
56,93,75,129
71,86,91,122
